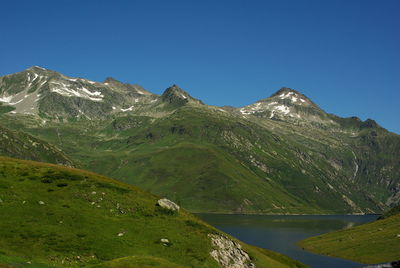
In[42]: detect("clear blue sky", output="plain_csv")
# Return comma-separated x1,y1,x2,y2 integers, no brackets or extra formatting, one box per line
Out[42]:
1,0,399,133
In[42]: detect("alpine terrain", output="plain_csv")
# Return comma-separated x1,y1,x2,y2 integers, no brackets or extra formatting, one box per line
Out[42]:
1,66,399,214
0,156,307,267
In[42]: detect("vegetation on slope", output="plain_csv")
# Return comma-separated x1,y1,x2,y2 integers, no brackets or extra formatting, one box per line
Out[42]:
0,125,73,166
298,207,400,264
1,68,399,215
1,103,397,215
0,156,307,268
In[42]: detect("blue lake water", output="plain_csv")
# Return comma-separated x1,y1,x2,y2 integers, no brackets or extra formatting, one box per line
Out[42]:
196,214,378,268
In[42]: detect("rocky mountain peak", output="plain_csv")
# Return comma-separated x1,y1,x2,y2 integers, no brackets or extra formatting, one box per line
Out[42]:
104,77,121,85
161,85,203,106
26,66,48,72
239,87,330,125
269,87,312,106
361,119,379,129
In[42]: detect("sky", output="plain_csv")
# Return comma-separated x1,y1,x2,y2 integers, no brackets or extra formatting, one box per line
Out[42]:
0,0,399,133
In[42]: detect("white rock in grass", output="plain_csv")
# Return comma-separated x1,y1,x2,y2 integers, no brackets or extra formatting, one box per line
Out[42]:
117,232,124,237
157,198,180,212
208,234,255,268
38,201,45,205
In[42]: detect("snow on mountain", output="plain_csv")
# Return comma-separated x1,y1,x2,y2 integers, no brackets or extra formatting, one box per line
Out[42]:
0,66,158,118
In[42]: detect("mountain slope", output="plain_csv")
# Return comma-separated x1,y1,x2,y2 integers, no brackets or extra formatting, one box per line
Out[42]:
0,66,399,215
0,125,73,166
0,66,158,119
298,206,400,264
0,156,307,268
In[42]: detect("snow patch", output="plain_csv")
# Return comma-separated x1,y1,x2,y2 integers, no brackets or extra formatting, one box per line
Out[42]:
279,91,304,103
80,87,103,97
279,91,295,100
269,110,275,118
50,81,103,101
273,105,290,114
240,109,252,115
9,99,24,105
0,96,13,103
120,106,134,112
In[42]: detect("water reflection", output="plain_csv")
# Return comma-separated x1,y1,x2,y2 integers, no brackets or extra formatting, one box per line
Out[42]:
196,214,378,268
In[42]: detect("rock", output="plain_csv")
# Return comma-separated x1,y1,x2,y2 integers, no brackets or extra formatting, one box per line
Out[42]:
208,234,255,268
157,198,180,212
38,201,45,205
160,238,170,246
363,260,400,268
117,232,124,237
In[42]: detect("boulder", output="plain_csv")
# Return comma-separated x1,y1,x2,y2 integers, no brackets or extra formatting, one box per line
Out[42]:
157,198,180,212
208,234,255,268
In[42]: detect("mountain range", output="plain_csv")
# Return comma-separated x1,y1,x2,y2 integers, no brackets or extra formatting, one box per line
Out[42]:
1,66,399,214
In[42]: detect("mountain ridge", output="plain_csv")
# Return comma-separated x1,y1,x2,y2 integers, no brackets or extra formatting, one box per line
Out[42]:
0,66,390,131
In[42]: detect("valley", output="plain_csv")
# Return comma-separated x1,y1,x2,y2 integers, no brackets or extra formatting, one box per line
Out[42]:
1,66,399,215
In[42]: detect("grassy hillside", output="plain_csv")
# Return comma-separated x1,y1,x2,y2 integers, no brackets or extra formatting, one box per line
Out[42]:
0,156,307,268
0,102,398,215
0,125,73,166
298,207,400,264
378,205,400,219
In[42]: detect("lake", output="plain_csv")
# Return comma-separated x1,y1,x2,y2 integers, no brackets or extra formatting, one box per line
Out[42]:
196,214,378,268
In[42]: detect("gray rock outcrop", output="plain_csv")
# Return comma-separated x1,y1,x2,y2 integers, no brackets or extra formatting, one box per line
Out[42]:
157,198,180,212
363,260,400,268
208,234,255,268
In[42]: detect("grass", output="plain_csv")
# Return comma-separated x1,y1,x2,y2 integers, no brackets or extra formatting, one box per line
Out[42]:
0,102,397,215
0,156,308,267
298,210,400,264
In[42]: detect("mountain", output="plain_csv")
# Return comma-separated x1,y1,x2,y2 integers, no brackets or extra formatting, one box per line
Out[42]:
298,206,400,264
0,66,399,215
239,87,331,125
0,66,158,119
0,156,307,268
